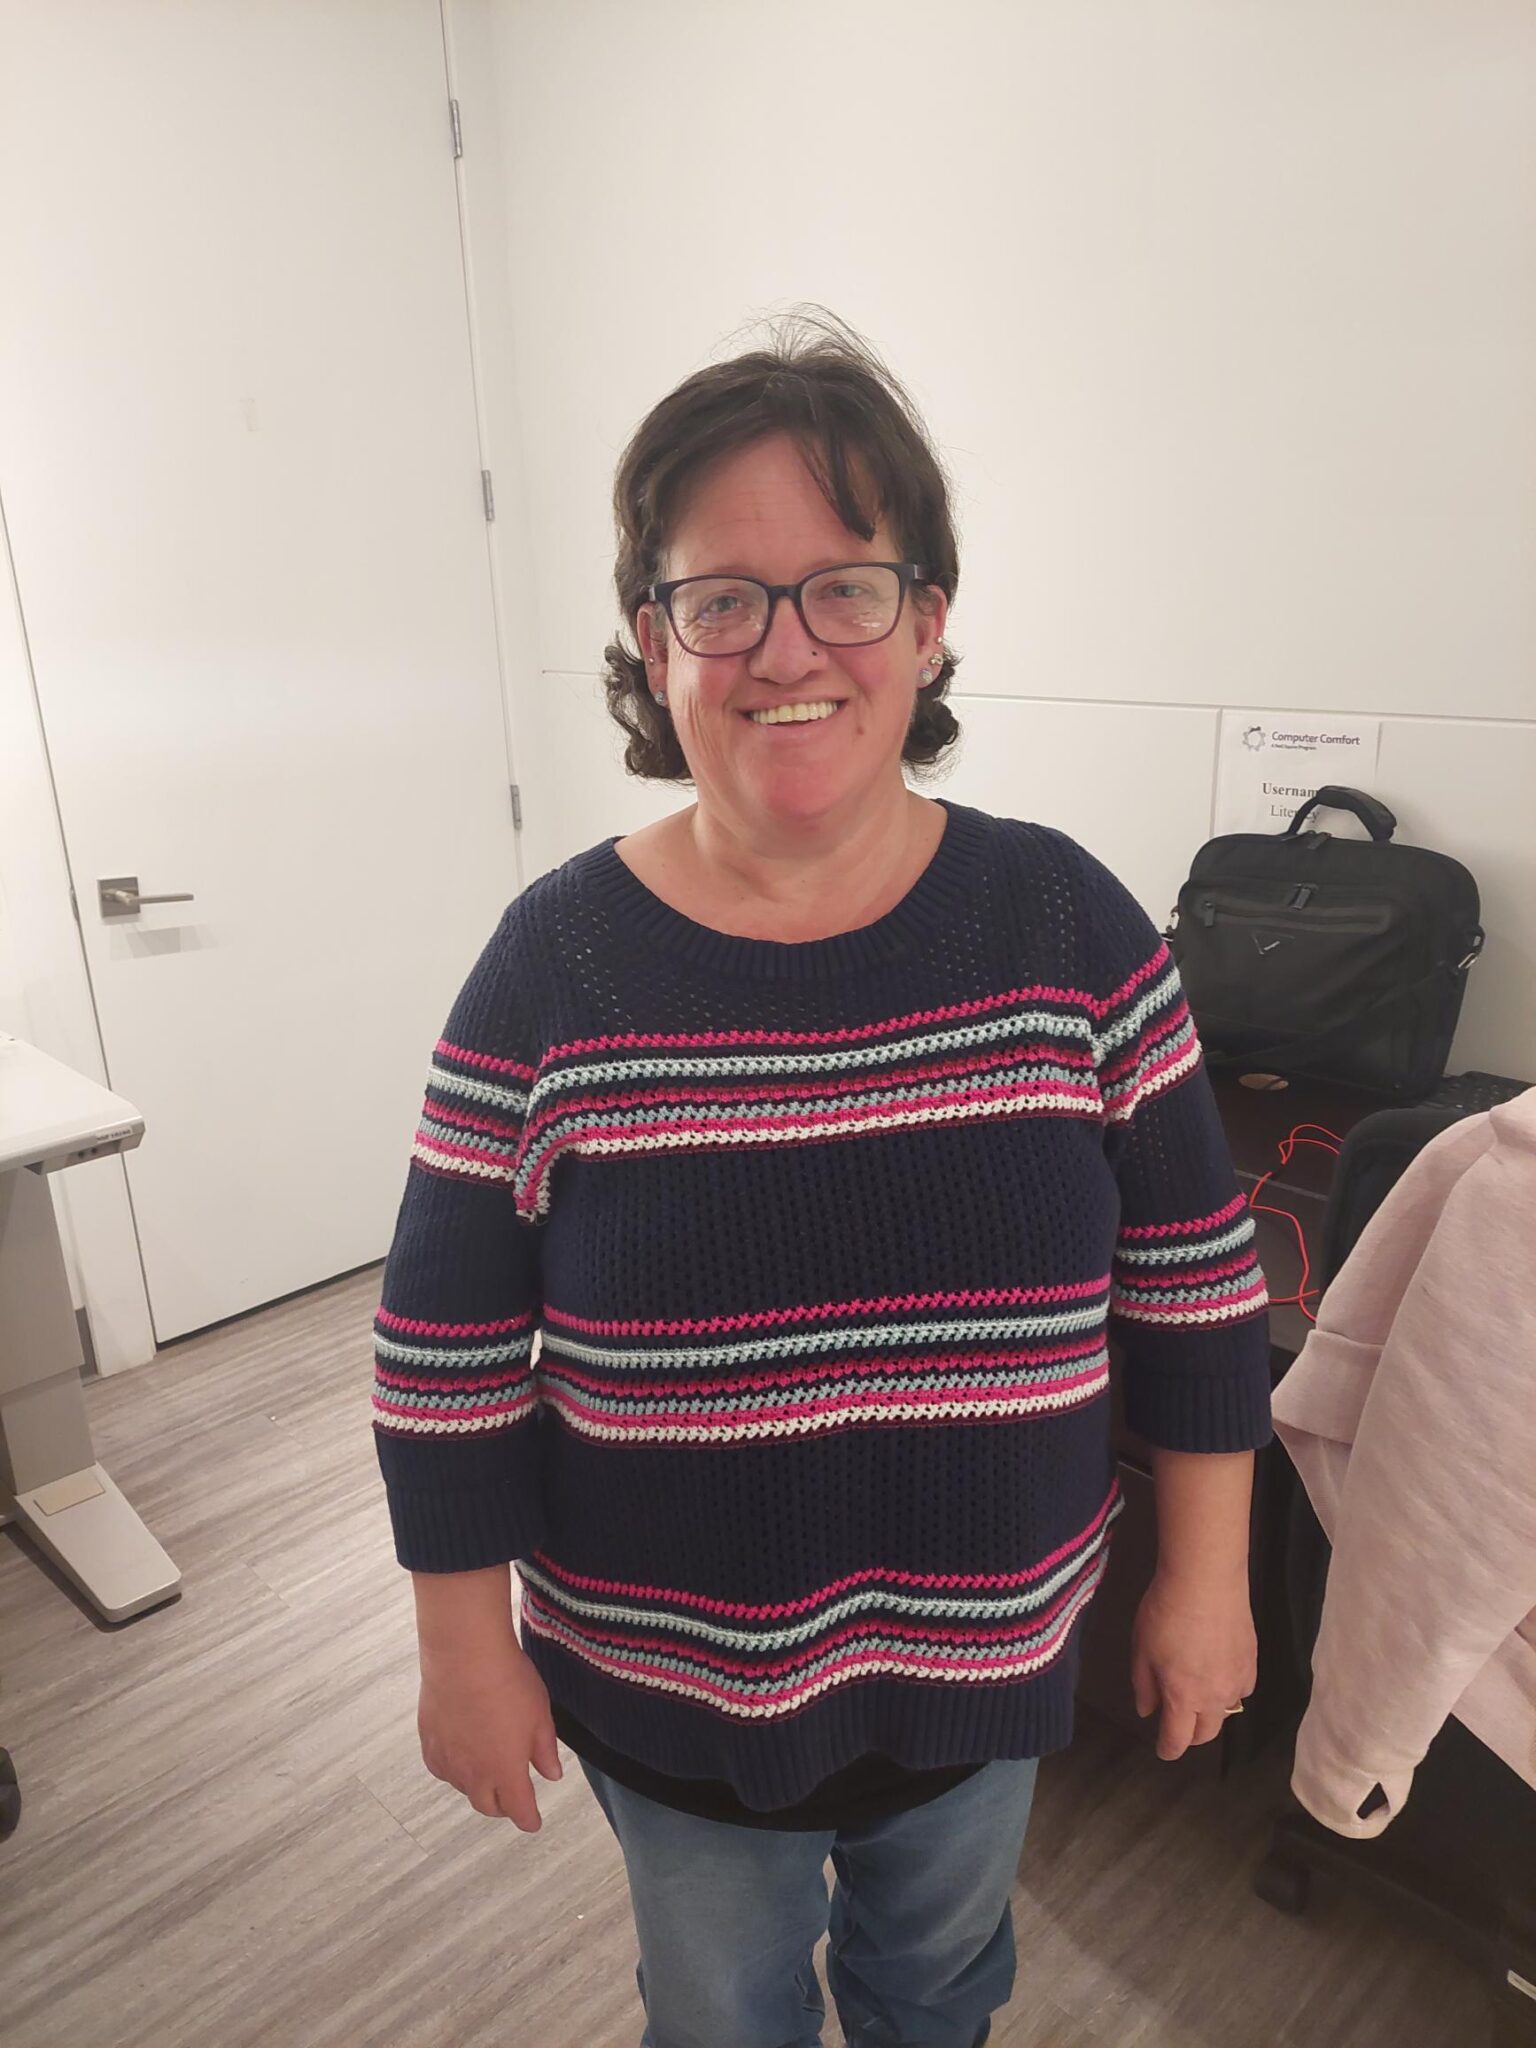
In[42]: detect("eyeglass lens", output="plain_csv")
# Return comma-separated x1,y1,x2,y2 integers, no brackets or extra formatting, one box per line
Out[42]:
668,565,902,654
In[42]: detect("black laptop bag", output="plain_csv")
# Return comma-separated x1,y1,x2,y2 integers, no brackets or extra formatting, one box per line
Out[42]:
1166,786,1484,1098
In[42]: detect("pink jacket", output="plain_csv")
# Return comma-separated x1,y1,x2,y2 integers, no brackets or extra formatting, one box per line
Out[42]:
1270,1086,1536,1838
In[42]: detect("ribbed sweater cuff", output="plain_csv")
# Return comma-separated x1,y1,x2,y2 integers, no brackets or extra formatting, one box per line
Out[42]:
1122,1357,1274,1453
385,1482,544,1574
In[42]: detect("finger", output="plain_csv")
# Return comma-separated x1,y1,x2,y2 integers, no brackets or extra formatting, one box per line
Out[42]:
1158,1700,1196,1762
530,1720,564,1783
1189,1709,1229,1749
1130,1654,1159,1721
492,1771,543,1833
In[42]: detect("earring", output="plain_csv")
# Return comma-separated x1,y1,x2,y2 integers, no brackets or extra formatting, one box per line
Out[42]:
654,690,668,706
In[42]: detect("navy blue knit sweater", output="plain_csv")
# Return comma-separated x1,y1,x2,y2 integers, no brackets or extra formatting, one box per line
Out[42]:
372,801,1272,1811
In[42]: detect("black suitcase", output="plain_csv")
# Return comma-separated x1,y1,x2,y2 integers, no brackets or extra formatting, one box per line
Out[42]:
1257,1095,1536,2042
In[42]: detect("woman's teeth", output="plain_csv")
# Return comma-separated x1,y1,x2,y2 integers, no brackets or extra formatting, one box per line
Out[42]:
747,701,841,726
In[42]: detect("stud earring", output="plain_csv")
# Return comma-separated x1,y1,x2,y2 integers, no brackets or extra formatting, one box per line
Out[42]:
654,690,668,706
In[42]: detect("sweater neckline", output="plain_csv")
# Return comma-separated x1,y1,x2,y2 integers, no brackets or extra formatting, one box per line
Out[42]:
583,799,988,980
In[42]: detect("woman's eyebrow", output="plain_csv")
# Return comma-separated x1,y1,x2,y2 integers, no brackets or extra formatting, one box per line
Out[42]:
675,556,883,581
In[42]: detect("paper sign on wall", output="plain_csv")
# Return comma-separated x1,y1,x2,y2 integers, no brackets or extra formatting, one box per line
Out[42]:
1213,710,1382,839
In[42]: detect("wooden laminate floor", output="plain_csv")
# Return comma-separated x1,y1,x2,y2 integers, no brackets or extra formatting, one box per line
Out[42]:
0,1268,1499,2048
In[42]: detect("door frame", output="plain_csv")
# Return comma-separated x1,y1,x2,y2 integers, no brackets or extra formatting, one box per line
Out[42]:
0,0,526,1372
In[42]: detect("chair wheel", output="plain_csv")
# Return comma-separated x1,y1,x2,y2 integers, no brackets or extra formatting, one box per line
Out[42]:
1253,1849,1311,1916
0,1748,19,1844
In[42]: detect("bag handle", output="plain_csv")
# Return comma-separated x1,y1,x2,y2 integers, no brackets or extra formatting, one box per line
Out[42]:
1283,786,1397,843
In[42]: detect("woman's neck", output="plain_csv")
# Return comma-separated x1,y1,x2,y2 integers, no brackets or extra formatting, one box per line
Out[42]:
619,788,947,944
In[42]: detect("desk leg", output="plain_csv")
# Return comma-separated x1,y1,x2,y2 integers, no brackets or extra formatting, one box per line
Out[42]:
0,1165,180,1621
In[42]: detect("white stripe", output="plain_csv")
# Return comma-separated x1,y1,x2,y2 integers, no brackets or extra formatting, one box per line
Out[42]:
541,1373,1109,1442
1111,1292,1266,1326
371,1399,535,1435
1101,1038,1202,1123
411,1138,519,1184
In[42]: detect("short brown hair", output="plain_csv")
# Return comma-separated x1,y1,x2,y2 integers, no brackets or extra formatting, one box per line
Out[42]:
602,308,961,782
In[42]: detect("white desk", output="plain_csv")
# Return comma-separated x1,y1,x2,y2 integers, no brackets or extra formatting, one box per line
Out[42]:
0,1033,180,1621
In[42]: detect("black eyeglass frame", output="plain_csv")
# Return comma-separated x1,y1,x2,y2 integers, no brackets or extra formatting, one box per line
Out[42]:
646,561,931,657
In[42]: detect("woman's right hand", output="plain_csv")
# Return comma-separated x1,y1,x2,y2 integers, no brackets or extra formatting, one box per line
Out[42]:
417,1636,563,1832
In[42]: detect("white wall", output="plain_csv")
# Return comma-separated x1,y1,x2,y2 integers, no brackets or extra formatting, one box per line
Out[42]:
480,0,1536,1077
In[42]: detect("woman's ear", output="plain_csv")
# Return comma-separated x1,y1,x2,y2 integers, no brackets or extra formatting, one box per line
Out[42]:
916,586,949,663
637,602,668,671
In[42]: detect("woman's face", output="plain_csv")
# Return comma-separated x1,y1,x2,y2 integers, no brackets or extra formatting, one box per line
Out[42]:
637,434,947,840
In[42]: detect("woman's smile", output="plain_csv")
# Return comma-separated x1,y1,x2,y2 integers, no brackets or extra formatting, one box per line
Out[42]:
741,699,846,728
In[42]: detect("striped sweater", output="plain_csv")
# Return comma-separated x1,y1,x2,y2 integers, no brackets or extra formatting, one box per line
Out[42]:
372,801,1271,1810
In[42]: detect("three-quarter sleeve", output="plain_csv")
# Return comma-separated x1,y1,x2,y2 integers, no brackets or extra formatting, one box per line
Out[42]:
371,907,546,1571
1082,849,1273,1452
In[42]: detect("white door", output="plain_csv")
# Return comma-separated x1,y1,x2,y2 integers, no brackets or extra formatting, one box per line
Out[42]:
0,1,519,1339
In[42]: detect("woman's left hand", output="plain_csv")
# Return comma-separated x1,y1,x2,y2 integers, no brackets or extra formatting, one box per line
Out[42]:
1130,1569,1258,1761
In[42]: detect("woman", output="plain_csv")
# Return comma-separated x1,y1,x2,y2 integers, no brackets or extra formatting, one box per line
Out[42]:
372,314,1270,2048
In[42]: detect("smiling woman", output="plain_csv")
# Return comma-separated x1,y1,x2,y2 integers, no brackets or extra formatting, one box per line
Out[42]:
373,308,1272,2048
605,312,960,781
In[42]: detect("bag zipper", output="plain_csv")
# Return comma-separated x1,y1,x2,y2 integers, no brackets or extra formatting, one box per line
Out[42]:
1195,894,1393,937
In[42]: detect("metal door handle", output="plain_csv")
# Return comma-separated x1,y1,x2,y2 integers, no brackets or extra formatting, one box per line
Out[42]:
98,876,196,919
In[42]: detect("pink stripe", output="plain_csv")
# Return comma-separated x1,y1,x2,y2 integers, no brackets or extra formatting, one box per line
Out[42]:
524,1077,1100,1188
544,1366,1108,1435
1093,943,1174,1023
1102,1031,1200,1108
540,1340,1104,1400
441,952,1169,1087
1115,1279,1269,1322
518,1061,1091,1153
415,1134,517,1171
437,1039,536,1080
541,954,1169,1066
375,1307,535,1338
523,1605,1086,1712
1097,1001,1193,1086
545,1280,1110,1339
1118,1192,1248,1242
521,1071,1101,1153
524,1554,1100,1680
375,1366,531,1394
527,1488,1121,1620
420,1100,523,1142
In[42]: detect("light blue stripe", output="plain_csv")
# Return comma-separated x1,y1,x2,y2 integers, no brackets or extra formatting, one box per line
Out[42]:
542,1306,1107,1373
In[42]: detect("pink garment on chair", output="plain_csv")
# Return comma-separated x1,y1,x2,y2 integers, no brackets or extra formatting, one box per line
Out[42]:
1270,1086,1536,1838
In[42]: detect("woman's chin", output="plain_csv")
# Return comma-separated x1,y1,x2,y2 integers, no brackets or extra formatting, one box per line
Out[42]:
742,760,867,826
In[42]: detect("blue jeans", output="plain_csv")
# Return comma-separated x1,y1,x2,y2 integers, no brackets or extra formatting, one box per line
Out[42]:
582,1756,1040,2048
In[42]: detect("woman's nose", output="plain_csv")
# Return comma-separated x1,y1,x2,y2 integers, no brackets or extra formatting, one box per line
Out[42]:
749,593,821,683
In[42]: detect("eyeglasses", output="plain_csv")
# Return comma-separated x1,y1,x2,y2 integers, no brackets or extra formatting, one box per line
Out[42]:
648,562,929,658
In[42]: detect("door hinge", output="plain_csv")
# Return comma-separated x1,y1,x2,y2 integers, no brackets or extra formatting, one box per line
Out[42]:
449,98,463,159
481,469,495,522
510,784,523,831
